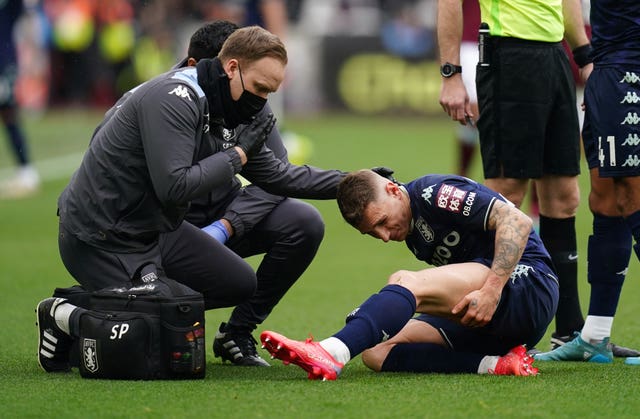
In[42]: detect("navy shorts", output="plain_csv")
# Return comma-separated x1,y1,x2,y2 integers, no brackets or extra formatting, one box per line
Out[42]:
414,259,559,355
476,38,581,179
582,66,640,177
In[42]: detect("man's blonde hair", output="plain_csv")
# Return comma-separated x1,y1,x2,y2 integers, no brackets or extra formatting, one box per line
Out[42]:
218,26,287,67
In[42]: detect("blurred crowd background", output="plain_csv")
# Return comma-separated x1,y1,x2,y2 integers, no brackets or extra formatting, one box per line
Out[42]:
10,0,442,116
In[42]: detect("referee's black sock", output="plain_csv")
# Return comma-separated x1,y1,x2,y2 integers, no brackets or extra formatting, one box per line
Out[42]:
539,215,584,336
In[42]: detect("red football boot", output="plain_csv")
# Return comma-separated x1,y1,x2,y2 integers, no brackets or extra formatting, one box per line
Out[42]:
492,345,539,376
260,331,344,381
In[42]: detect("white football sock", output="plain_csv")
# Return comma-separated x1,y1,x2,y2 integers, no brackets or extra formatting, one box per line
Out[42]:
477,356,499,374
319,337,351,365
54,302,77,335
581,315,614,343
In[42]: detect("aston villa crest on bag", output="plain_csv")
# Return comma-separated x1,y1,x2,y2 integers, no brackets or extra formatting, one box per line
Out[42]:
82,338,99,373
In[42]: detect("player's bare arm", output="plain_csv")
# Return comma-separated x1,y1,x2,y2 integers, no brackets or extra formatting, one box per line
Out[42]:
488,200,531,281
453,199,532,326
437,0,470,123
562,0,593,84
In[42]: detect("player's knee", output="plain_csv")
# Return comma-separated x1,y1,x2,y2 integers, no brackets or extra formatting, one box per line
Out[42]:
560,191,580,215
386,271,421,302
589,189,618,215
387,270,417,286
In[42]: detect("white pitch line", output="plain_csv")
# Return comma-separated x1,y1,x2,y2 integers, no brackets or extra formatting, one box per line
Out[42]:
0,151,85,182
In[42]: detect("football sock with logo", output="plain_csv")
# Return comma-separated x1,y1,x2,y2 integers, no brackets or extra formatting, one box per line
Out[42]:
539,215,583,336
586,214,631,318
381,342,484,373
332,284,416,360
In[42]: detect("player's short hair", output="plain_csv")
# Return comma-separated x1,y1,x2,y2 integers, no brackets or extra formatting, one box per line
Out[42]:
337,170,380,228
218,26,288,67
188,20,239,61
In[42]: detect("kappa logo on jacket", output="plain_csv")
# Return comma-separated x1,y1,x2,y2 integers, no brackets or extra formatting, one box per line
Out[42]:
168,85,192,101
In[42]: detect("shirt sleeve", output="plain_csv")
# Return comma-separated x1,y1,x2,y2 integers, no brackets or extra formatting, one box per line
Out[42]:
411,176,495,231
240,144,346,199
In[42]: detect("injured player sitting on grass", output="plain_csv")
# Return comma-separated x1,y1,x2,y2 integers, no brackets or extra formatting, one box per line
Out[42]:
260,168,559,379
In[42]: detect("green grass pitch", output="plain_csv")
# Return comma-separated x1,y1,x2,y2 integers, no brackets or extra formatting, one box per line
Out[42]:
1,110,639,418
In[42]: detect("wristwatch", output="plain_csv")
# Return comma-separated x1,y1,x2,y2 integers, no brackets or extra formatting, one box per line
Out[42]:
440,62,462,78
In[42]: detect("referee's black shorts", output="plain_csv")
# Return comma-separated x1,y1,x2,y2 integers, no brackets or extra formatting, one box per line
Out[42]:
476,37,581,179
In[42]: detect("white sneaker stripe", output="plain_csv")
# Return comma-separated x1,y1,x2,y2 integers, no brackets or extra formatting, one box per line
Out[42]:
43,330,58,344
40,348,54,359
42,340,56,352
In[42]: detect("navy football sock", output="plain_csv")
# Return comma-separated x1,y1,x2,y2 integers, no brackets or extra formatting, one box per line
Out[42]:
539,215,583,335
587,214,631,316
6,123,29,165
381,343,483,373
333,284,416,358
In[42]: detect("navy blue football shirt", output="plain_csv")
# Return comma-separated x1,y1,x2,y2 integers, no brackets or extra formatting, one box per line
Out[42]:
403,175,552,268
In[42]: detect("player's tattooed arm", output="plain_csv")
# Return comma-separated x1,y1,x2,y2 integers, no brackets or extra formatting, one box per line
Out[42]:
487,199,532,283
451,199,533,327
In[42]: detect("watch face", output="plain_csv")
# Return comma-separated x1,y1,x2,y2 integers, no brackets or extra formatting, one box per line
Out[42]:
440,63,460,78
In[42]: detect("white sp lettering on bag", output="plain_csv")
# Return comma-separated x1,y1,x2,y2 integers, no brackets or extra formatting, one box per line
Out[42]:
110,323,130,340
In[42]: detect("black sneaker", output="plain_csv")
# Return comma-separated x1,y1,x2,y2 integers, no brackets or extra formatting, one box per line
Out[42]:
551,332,640,358
213,322,270,367
36,298,72,372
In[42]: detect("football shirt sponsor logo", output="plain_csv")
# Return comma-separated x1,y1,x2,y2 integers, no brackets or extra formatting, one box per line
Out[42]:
462,192,476,216
436,184,467,213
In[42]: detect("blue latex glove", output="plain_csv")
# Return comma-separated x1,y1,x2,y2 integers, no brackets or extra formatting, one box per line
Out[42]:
202,219,230,244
